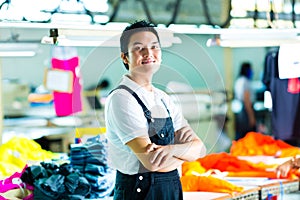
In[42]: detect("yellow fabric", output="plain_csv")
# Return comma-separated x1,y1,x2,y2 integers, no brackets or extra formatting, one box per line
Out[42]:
0,136,58,178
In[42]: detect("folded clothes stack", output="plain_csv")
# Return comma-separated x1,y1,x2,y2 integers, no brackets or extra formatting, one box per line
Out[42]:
21,162,91,200
70,135,115,199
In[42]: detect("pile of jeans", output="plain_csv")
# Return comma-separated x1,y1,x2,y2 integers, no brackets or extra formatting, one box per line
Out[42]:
21,162,91,200
70,135,115,199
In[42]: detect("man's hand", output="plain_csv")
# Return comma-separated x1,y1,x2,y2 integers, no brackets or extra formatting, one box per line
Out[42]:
146,143,159,153
276,160,293,178
148,145,174,167
174,126,194,144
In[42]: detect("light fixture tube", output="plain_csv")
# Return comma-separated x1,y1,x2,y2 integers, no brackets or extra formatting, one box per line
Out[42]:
0,43,38,56
41,28,181,47
0,51,36,57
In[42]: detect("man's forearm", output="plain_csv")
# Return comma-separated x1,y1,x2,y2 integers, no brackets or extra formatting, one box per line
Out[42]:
172,139,206,162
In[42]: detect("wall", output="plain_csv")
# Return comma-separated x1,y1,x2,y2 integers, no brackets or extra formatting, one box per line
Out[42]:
0,32,268,95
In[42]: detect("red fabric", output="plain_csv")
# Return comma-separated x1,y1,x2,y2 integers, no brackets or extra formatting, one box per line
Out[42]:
287,78,300,94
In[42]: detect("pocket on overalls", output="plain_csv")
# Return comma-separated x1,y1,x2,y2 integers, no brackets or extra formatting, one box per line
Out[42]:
156,124,174,145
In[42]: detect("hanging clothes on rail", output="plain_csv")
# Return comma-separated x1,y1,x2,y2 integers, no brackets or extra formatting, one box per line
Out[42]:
262,49,300,146
51,46,83,116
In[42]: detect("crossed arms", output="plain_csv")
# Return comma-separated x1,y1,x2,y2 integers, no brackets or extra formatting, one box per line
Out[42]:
126,125,206,172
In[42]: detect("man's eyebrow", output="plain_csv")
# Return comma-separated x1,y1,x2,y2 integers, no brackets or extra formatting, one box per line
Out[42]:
132,41,159,46
132,42,143,45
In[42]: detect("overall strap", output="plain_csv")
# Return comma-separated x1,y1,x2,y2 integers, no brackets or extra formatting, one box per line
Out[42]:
109,85,152,123
160,99,171,116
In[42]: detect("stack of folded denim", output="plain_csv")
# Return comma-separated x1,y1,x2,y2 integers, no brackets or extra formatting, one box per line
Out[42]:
21,162,91,200
70,135,115,199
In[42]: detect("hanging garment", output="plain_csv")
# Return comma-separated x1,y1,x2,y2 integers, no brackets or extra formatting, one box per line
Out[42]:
51,46,83,116
262,50,300,145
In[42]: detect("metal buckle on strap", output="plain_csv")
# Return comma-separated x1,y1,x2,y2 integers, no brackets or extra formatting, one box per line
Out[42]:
144,110,153,122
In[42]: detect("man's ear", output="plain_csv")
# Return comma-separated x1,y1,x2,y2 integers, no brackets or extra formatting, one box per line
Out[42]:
121,52,128,64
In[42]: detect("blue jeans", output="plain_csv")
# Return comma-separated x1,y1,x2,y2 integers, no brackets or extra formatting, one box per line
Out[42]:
114,170,183,200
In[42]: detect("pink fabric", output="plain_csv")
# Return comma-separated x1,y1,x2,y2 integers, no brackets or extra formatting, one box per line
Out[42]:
0,165,34,197
0,166,34,192
51,56,83,116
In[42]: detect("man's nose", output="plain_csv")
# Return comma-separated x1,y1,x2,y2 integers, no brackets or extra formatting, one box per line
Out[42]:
142,47,152,56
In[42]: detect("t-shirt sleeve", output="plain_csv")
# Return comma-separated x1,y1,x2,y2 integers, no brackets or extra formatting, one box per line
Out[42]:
235,77,251,100
242,78,250,92
106,90,149,144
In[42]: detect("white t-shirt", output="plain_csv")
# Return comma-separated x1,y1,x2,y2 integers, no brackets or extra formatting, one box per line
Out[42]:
234,76,253,101
104,75,188,175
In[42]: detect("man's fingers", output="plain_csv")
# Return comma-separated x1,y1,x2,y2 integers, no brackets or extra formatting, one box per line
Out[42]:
146,143,158,152
150,150,164,166
276,170,281,178
180,132,193,142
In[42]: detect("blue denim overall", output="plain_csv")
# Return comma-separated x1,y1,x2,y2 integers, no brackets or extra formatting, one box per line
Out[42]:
112,85,183,200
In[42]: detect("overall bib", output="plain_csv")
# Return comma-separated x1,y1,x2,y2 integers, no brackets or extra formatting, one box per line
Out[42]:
112,85,183,200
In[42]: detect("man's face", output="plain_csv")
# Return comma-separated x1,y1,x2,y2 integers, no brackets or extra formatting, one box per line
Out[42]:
124,31,162,75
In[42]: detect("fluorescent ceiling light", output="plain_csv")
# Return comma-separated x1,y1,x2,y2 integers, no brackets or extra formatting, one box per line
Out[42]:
41,35,119,46
207,29,300,48
207,37,300,48
41,28,181,47
219,39,300,47
0,51,36,57
0,43,38,50
0,43,38,56
220,30,298,40
168,24,199,33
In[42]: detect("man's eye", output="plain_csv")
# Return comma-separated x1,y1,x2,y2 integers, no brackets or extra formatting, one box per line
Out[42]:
152,45,160,49
133,46,142,51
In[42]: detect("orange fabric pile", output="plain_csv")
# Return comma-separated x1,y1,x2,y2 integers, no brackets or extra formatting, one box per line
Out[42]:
180,161,244,193
181,175,244,194
198,152,268,172
197,152,278,178
230,132,300,157
180,132,300,193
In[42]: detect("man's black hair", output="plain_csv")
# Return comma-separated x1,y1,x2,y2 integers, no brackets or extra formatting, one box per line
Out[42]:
120,20,160,70
240,62,252,77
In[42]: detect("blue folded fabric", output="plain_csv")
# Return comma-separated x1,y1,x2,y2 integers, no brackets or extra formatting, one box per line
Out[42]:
33,175,65,199
84,164,108,176
22,162,91,200
69,135,115,199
